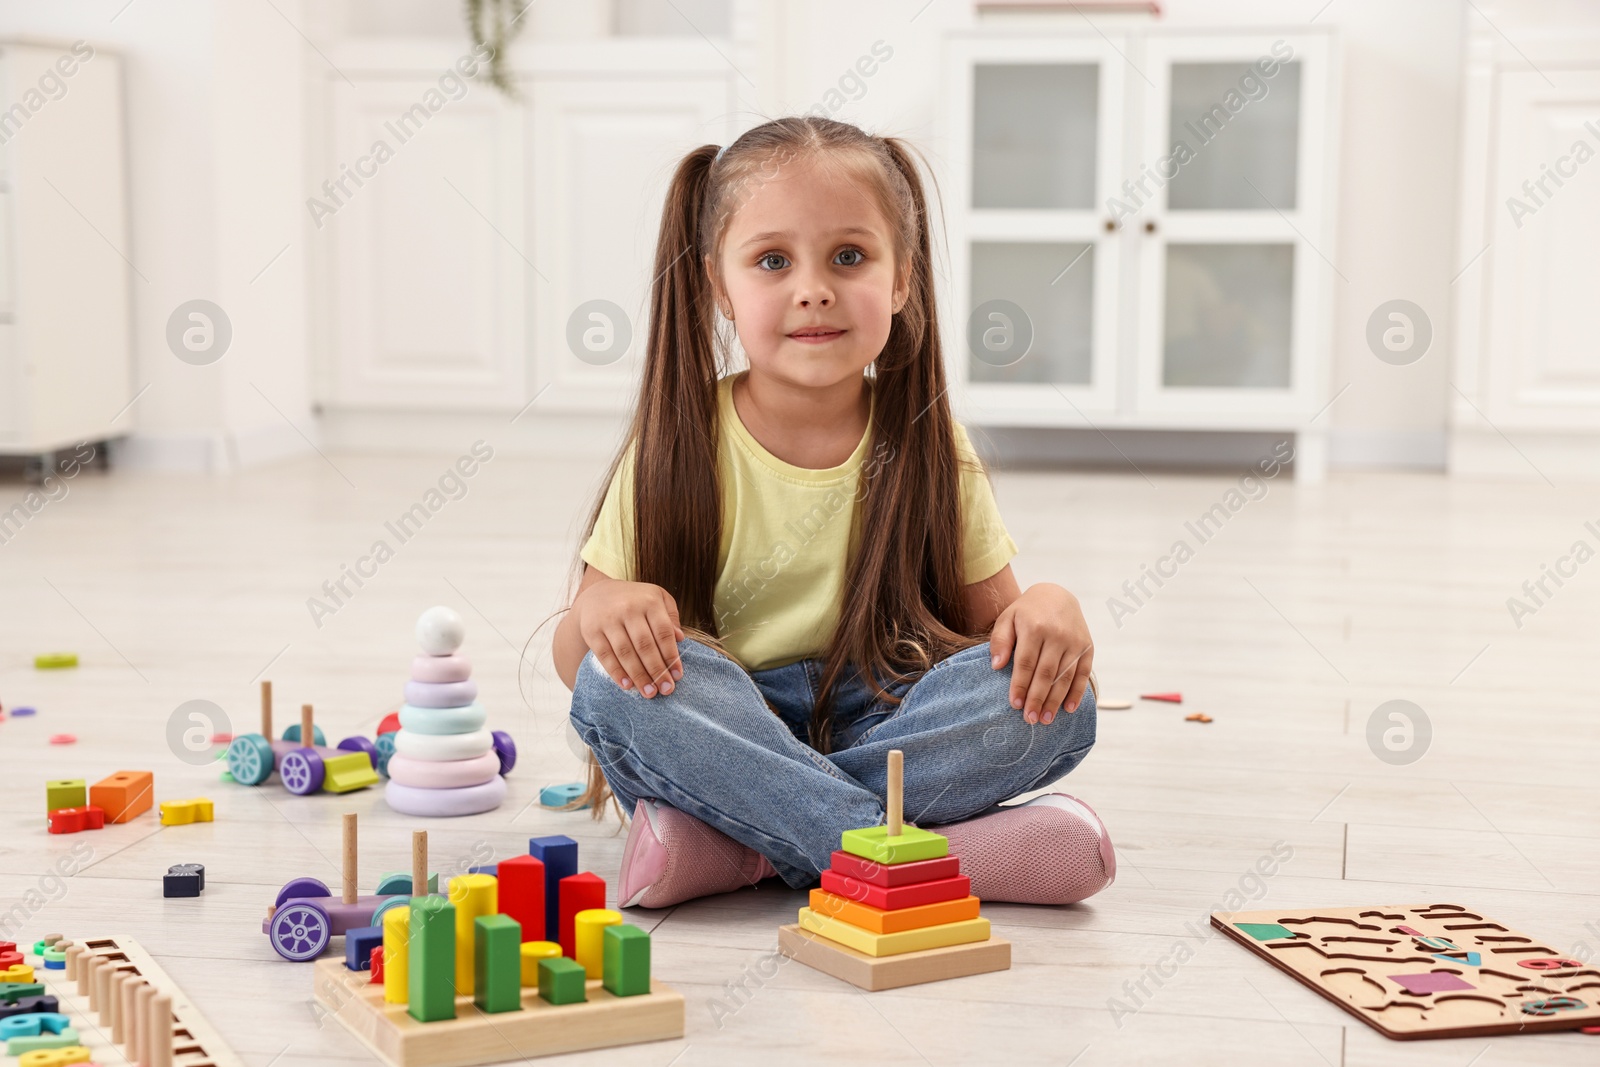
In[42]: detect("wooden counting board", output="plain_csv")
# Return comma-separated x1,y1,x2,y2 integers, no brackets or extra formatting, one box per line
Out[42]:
1213,903,1600,1040
34,933,246,1067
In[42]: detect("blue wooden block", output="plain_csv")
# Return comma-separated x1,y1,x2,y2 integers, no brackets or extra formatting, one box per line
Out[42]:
345,925,384,971
528,835,577,947
468,864,498,877
539,782,588,809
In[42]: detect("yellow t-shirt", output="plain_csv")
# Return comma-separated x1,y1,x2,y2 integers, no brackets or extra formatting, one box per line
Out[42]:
579,372,1018,671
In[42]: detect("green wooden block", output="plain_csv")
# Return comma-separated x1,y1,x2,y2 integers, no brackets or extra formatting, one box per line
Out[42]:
46,778,86,812
7,1028,79,1054
839,824,948,864
474,914,522,1014
1236,922,1296,941
602,924,651,997
0,982,45,1003
537,956,587,1006
407,894,457,1022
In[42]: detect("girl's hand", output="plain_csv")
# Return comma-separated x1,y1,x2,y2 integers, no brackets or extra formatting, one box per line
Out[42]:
989,583,1093,725
576,578,685,698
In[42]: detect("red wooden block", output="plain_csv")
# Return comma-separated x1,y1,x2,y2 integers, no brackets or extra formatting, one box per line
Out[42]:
1141,692,1182,703
818,870,971,911
829,850,961,888
0,942,13,956
556,871,606,958
370,946,384,984
377,711,401,735
0,950,20,969
498,855,546,942
46,805,107,835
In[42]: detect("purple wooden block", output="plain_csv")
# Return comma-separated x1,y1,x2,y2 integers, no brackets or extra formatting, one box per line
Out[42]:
0,996,58,1020
10,707,36,717
323,895,391,935
1388,972,1475,994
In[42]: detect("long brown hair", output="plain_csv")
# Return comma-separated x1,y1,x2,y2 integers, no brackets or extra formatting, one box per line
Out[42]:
565,116,990,821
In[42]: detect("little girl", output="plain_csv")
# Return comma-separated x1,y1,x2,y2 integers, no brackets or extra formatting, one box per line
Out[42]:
552,116,1115,909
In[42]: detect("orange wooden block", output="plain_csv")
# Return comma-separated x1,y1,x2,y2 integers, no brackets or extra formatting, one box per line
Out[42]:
808,889,982,935
89,770,154,823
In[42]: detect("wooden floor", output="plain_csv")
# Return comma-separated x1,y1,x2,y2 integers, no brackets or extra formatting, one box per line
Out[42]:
2,450,1598,1066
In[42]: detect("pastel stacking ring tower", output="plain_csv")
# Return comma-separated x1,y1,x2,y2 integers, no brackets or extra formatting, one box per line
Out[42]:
778,749,1012,991
384,606,517,817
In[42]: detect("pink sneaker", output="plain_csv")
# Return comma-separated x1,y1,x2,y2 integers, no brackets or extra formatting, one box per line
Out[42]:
933,793,1116,906
618,799,778,908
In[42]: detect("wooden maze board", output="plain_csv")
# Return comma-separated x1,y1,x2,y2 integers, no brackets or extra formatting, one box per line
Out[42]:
1213,904,1600,1040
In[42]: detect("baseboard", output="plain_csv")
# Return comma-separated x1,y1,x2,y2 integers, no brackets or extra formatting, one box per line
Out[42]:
1327,428,1447,470
1449,427,1600,482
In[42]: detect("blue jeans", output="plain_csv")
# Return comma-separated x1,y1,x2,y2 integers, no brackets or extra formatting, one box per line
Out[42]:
568,638,1097,890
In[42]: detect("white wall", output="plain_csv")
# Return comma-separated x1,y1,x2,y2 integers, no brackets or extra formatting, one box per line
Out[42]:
0,0,1471,471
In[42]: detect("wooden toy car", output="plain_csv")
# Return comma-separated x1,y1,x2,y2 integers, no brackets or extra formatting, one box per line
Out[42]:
227,682,379,795
263,814,419,962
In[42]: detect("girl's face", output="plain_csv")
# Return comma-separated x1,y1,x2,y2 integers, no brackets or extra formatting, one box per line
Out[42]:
708,156,909,391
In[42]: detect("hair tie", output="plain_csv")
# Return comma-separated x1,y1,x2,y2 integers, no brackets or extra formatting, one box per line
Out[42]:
714,143,728,164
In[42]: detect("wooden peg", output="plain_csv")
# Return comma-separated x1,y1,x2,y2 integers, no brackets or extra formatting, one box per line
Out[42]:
134,981,156,1064
343,812,358,905
261,679,273,738
149,993,173,1067
110,968,127,1041
63,943,82,983
412,829,428,897
86,955,104,1011
301,704,315,749
118,970,137,1046
886,749,903,837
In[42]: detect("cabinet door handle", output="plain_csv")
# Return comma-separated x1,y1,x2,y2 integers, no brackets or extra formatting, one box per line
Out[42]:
1144,219,1158,234
1103,218,1117,232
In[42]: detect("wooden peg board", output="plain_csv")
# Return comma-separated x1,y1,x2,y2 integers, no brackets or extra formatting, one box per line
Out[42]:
1213,903,1600,1040
39,933,246,1066
777,923,1011,991
311,956,684,1066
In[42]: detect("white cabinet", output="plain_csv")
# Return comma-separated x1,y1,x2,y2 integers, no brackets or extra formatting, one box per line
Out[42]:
1451,20,1600,480
317,41,733,417
943,29,1338,477
0,41,132,466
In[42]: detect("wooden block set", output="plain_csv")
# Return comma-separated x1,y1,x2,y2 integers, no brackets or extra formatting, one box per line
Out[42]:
16,932,245,1066
313,824,683,1066
44,771,154,834
778,750,1012,991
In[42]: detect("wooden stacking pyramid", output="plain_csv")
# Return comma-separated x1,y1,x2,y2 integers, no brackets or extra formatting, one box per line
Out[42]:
778,750,1011,991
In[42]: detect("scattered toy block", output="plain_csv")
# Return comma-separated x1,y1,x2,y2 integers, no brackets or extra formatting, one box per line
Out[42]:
497,855,546,942
46,735,75,746
574,909,621,979
778,923,1012,991
539,781,588,809
839,824,949,865
519,941,560,986
163,866,202,898
10,707,35,717
1142,692,1182,703
32,654,77,669
602,924,651,997
44,781,85,813
322,751,379,794
158,797,214,826
818,870,971,911
407,895,456,1023
89,771,153,824
17,1048,90,1067
529,835,577,947
537,956,586,1005
1184,713,1214,723
557,872,606,959
0,994,53,1019
473,914,522,1014
797,906,992,958
1099,698,1134,710
45,809,96,835
809,888,982,934
827,850,960,887
345,926,383,972
169,862,204,890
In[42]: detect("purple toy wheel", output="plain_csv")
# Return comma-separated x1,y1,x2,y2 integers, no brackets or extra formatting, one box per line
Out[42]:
492,730,516,776
274,876,331,909
269,900,331,961
338,735,378,762
279,748,326,795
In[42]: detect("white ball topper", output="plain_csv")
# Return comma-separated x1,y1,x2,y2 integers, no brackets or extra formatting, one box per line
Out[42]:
415,605,466,656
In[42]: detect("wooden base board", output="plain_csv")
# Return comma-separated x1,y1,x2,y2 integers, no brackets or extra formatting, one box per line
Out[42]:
312,956,684,1066
778,923,1011,991
41,933,246,1067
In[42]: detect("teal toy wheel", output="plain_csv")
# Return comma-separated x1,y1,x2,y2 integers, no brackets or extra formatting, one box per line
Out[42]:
226,735,275,786
371,896,410,925
281,722,327,746
374,731,397,777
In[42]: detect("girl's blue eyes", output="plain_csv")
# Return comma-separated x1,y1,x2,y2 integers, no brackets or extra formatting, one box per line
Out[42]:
757,248,866,271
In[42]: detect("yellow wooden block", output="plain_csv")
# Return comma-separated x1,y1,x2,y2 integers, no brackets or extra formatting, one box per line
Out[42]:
158,797,214,826
0,965,35,984
574,909,622,979
519,940,561,986
796,906,990,958
19,1048,91,1067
